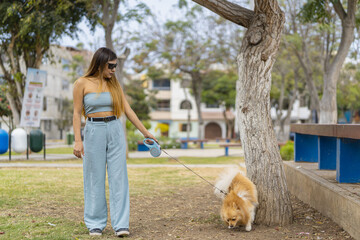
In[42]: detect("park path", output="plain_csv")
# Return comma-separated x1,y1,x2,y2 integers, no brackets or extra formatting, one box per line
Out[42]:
0,147,244,161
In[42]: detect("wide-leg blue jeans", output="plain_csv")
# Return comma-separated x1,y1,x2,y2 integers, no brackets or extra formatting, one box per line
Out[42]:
83,118,129,231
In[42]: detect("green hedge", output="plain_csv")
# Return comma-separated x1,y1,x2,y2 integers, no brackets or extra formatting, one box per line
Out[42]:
280,141,294,161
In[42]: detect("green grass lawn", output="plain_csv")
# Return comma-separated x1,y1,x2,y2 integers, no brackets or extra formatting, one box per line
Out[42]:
0,167,224,240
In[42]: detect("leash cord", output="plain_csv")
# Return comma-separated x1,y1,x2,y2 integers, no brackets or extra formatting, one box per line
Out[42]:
161,149,227,196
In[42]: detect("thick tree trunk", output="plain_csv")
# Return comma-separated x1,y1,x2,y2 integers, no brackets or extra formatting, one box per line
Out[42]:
222,109,234,139
116,47,130,87
236,2,293,225
319,1,357,123
193,0,293,226
319,26,355,123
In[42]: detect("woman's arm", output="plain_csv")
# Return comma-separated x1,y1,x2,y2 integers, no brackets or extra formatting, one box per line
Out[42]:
72,78,85,158
121,88,158,143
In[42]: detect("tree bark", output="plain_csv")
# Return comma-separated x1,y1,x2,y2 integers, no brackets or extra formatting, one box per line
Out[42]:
193,0,293,225
319,0,357,123
116,47,131,88
222,109,234,139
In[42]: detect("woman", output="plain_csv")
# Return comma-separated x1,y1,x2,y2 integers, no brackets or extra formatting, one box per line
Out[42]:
72,47,157,237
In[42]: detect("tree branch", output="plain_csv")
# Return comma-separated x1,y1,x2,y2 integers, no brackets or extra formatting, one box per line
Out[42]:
0,56,10,81
331,0,346,21
346,0,358,20
192,0,254,28
111,0,121,26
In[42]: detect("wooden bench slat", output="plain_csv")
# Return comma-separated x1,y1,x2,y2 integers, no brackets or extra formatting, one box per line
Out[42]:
219,143,242,147
291,124,360,140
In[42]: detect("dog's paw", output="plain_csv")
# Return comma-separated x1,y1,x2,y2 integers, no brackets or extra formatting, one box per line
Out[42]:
245,224,252,232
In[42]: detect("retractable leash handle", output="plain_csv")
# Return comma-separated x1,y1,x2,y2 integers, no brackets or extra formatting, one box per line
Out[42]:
143,138,161,157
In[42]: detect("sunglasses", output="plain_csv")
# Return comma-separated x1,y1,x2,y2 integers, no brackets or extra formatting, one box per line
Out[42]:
108,63,117,70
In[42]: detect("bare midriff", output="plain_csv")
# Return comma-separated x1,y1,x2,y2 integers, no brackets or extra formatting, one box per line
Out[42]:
87,111,115,118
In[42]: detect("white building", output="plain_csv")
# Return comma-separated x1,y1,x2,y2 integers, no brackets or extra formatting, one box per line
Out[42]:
0,45,92,139
39,45,91,139
147,77,234,139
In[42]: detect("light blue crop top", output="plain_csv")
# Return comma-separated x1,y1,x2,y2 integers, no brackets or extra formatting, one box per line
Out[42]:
83,92,113,115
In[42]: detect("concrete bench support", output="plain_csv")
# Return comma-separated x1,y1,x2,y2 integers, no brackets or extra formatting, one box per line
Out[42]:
181,142,188,149
295,133,318,162
336,138,360,183
219,143,242,156
318,136,337,170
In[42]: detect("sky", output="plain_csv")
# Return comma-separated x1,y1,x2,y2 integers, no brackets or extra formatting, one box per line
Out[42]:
59,0,180,51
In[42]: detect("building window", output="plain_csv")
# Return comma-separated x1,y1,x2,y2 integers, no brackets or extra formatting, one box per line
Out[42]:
180,100,192,110
43,97,47,111
157,100,170,111
206,103,220,108
44,120,52,131
179,123,191,132
153,78,170,90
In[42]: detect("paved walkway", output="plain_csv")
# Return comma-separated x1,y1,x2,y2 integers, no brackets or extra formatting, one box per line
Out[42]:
0,148,244,161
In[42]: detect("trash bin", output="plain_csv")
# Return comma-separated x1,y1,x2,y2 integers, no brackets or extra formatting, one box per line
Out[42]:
66,132,74,145
11,128,27,153
30,129,43,153
0,129,9,154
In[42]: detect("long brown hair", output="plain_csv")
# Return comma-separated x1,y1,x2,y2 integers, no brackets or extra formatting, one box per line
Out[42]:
83,47,124,118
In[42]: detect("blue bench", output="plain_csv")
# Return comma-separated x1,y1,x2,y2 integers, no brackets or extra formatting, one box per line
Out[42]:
290,124,360,183
219,143,242,156
180,139,208,149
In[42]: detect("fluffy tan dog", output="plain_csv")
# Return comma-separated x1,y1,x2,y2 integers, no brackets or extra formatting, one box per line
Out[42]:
214,168,258,231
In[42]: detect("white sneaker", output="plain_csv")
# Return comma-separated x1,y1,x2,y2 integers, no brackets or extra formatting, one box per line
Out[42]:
115,229,130,237
89,228,102,236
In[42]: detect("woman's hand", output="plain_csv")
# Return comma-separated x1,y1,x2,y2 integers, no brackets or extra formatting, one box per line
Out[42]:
73,141,84,158
144,132,159,144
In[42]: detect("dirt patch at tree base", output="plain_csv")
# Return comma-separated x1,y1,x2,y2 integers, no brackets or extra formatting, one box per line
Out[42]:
107,184,354,240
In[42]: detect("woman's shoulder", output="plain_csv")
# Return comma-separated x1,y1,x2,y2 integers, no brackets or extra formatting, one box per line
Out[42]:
74,77,88,85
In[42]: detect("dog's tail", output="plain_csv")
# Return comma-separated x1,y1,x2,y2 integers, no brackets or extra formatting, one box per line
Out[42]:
214,167,243,199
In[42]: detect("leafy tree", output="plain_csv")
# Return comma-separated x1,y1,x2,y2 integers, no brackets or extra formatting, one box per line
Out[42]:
283,0,325,121
271,39,306,142
134,3,226,139
90,0,151,86
0,0,95,126
202,70,237,138
193,0,293,225
125,79,157,121
300,0,359,123
337,62,360,115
